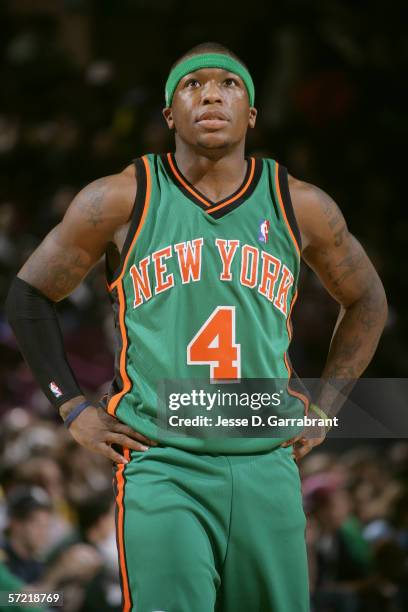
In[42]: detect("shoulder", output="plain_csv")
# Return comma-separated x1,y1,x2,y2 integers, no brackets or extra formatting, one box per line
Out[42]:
73,163,136,222
288,174,336,218
61,163,137,239
287,173,347,252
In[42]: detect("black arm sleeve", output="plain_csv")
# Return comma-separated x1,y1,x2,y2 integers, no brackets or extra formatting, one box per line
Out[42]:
5,277,83,408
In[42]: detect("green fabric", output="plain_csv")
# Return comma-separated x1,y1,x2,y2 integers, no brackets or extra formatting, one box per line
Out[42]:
0,560,24,592
111,154,304,454
165,53,255,106
0,562,44,612
340,517,373,571
116,444,309,611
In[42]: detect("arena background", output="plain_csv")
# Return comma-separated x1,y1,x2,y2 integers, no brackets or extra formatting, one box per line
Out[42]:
0,1,407,611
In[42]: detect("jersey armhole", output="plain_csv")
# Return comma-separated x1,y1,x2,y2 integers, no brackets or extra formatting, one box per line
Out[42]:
277,164,302,255
106,157,148,287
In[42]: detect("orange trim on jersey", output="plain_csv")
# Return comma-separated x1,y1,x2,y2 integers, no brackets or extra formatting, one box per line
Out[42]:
284,290,310,415
107,156,152,417
167,153,256,212
167,153,211,207
107,281,131,416
115,448,131,612
206,158,255,214
275,162,301,260
286,288,298,341
108,156,152,292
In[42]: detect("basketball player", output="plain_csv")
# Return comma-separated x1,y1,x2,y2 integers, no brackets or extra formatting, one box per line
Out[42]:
6,42,387,611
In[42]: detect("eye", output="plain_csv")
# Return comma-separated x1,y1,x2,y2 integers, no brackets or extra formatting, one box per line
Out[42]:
184,78,200,88
224,77,239,87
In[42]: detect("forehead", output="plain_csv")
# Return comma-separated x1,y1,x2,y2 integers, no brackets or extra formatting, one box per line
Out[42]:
178,67,243,82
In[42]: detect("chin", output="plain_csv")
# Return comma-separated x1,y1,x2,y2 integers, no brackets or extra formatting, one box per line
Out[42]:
196,134,232,150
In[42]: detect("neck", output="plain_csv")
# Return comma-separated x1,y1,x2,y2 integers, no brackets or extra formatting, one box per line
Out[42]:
174,140,247,202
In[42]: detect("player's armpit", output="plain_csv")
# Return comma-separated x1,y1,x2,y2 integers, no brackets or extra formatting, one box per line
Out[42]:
18,166,136,302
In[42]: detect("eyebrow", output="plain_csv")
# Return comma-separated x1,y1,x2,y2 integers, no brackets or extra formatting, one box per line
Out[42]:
181,70,243,81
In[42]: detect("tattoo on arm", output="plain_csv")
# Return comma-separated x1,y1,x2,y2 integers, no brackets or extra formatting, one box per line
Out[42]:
354,287,385,332
316,238,368,304
297,183,388,412
19,184,111,299
324,198,343,230
75,179,109,228
21,247,90,301
333,225,347,247
331,246,366,290
18,176,125,301
319,288,387,420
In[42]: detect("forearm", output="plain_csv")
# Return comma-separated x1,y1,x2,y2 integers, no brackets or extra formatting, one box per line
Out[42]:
316,283,388,412
6,277,85,414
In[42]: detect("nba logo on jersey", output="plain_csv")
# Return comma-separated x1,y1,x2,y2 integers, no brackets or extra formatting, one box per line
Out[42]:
49,381,62,398
258,219,270,243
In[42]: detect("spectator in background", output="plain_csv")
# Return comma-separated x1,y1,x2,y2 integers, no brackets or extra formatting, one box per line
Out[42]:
47,490,121,612
0,542,102,612
0,486,105,612
359,488,408,612
1,486,52,584
76,491,121,611
304,473,372,612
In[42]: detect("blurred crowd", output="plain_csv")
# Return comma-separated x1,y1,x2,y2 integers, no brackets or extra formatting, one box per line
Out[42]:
0,408,120,612
0,1,407,611
302,442,408,612
0,410,407,611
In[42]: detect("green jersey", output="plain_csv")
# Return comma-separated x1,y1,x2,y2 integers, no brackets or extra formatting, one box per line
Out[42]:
105,153,307,453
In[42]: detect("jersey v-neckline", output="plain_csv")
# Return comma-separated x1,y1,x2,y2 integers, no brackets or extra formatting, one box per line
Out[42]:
161,152,263,219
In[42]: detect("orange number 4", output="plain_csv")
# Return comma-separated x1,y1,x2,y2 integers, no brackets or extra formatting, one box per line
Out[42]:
187,306,241,380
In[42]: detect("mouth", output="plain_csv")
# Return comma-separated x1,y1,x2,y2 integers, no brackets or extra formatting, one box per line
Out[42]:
195,111,230,130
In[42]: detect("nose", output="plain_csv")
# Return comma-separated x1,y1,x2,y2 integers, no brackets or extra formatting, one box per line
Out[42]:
201,80,223,105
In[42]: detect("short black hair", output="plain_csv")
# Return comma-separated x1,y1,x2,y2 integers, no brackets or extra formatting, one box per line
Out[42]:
75,489,113,534
171,41,248,71
7,486,52,520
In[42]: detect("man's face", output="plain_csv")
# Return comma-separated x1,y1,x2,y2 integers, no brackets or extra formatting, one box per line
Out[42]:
10,509,51,556
163,67,257,151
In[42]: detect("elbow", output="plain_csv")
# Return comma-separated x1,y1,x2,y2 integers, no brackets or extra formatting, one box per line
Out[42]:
5,276,55,325
362,279,388,332
373,275,388,325
344,278,388,333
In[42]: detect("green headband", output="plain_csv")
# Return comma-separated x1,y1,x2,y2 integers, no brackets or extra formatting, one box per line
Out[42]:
165,53,255,106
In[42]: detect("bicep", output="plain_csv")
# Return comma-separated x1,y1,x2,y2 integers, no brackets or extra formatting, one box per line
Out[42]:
303,231,378,307
18,223,101,302
294,181,381,307
18,174,133,301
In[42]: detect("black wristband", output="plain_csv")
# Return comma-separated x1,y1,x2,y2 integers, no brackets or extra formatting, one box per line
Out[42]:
64,400,92,428
5,277,84,408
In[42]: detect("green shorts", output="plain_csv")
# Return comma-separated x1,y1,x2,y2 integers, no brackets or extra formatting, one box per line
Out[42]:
113,444,309,612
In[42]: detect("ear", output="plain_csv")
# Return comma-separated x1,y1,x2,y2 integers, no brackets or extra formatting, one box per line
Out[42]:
162,107,174,129
248,106,257,129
